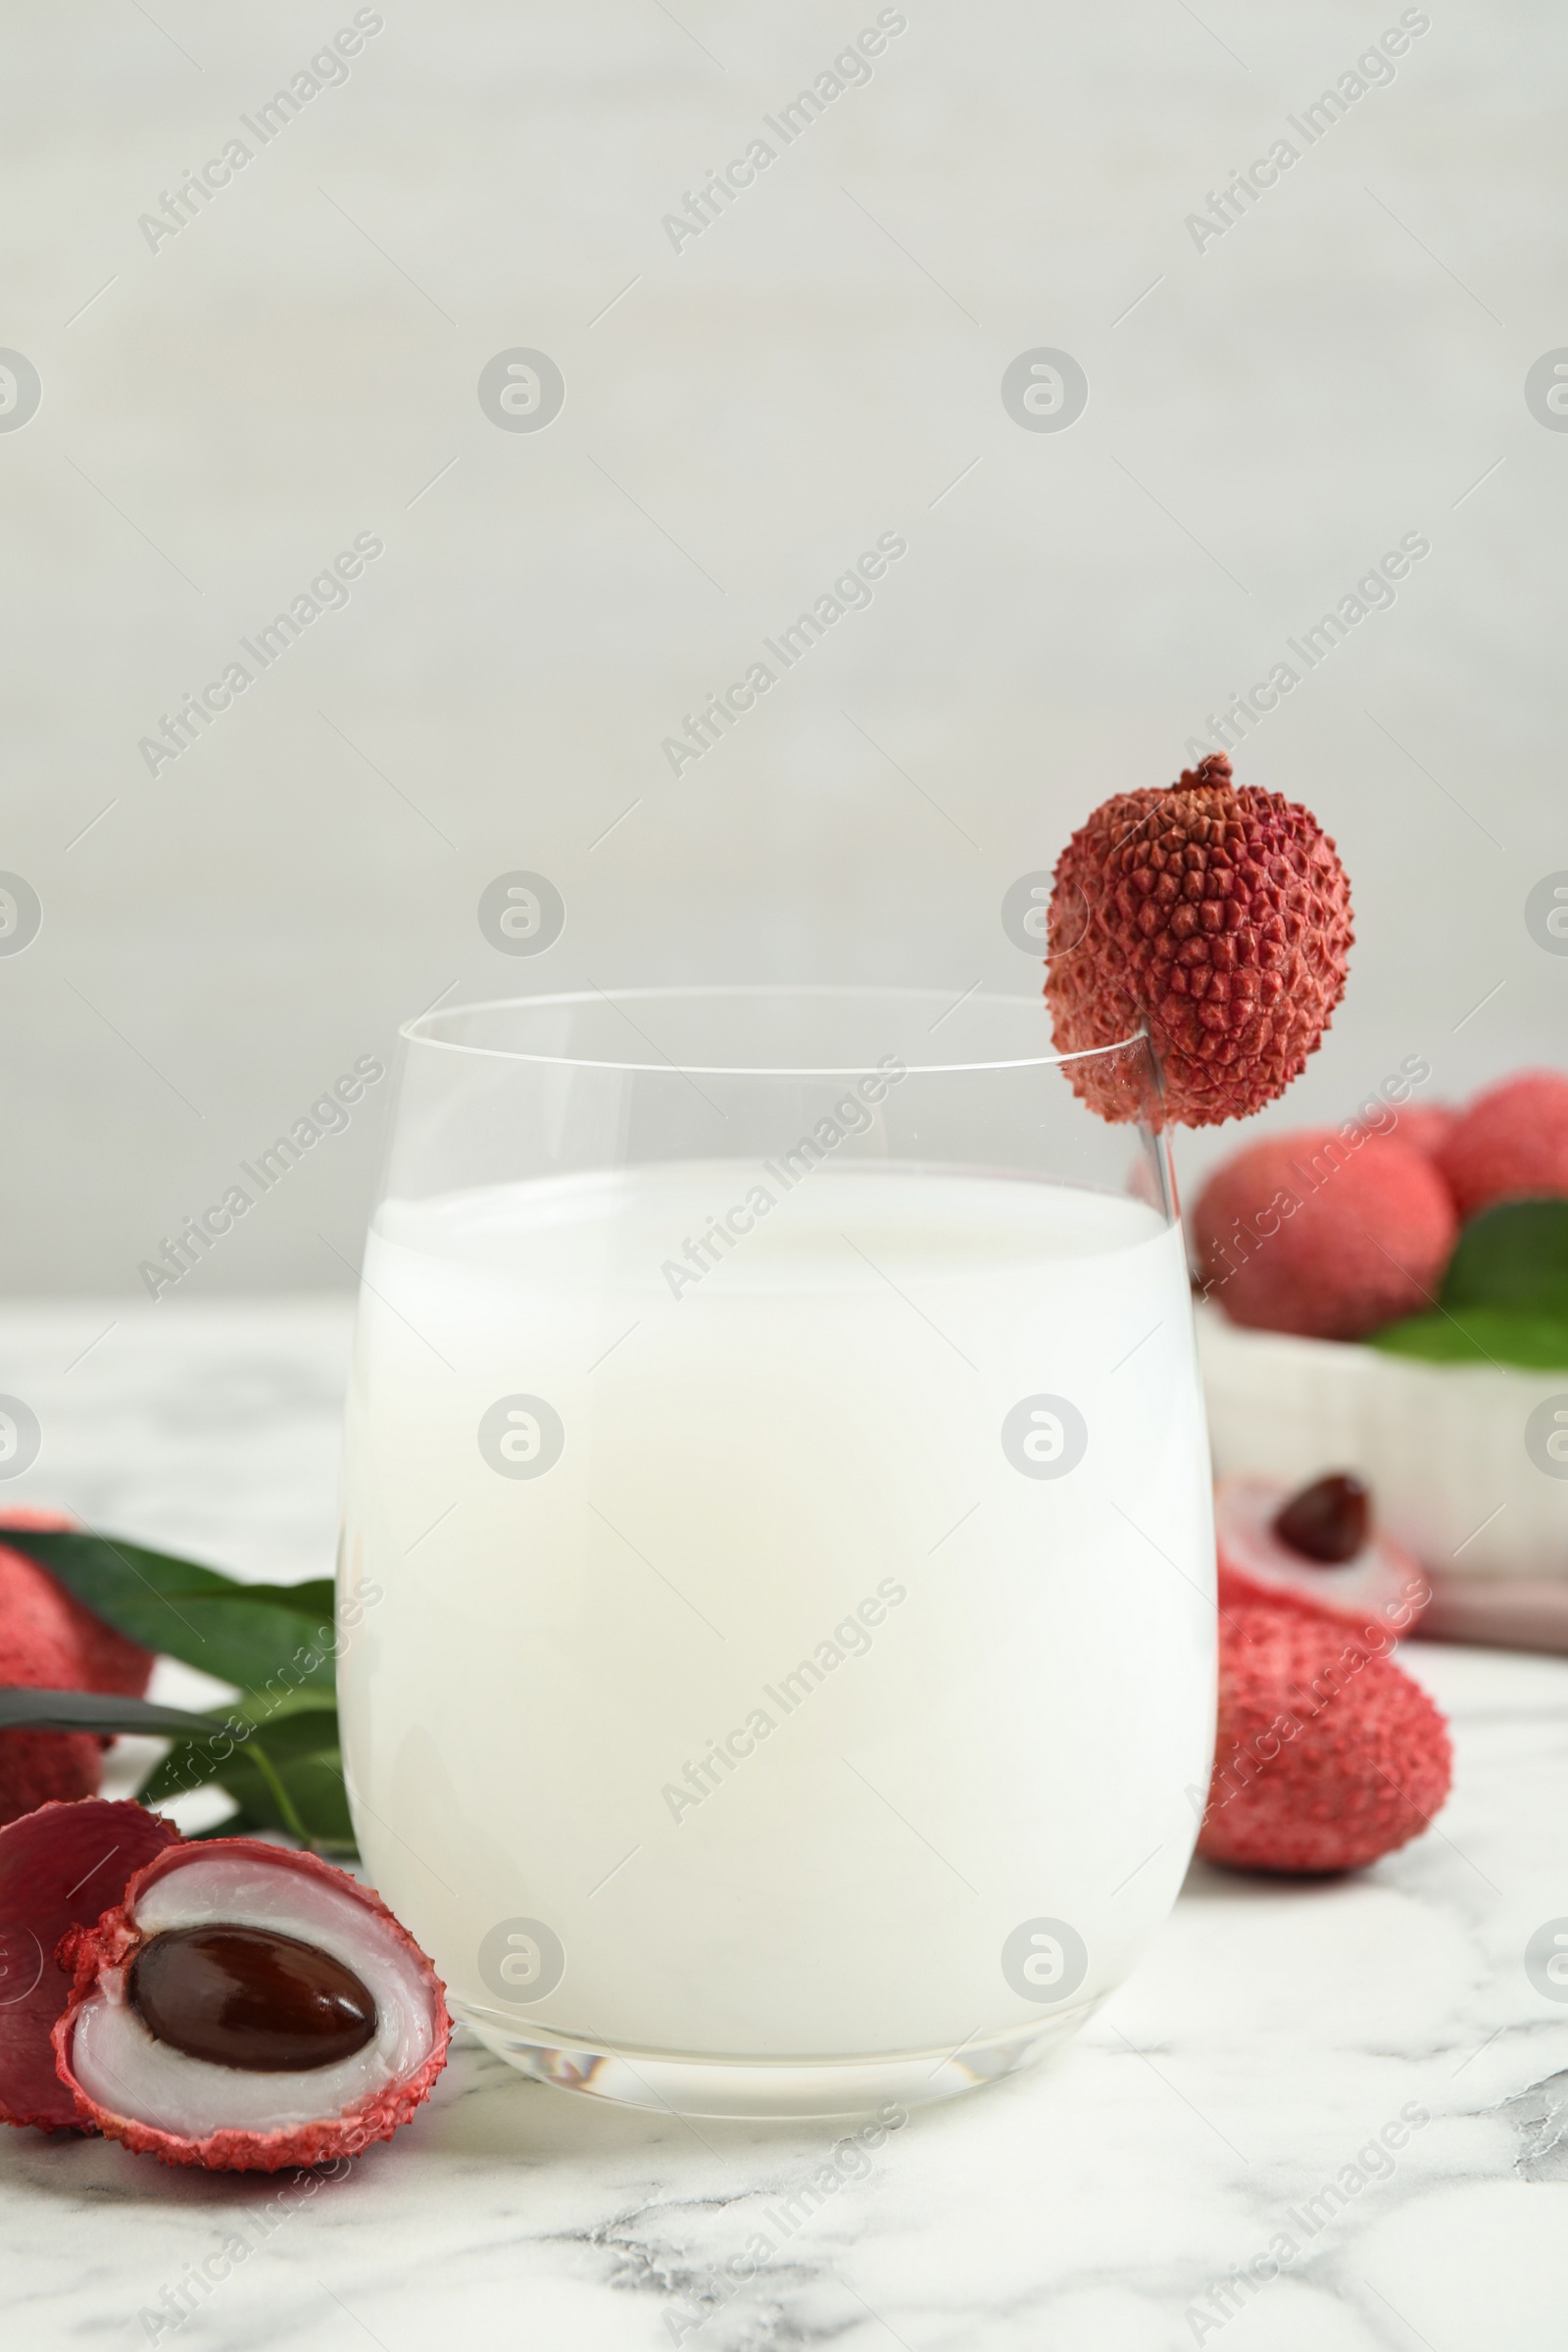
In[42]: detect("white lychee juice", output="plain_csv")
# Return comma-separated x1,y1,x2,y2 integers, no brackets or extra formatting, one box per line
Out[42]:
339,1160,1215,2114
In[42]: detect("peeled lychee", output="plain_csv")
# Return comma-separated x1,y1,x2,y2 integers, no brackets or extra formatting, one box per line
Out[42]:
1199,1598,1451,1875
1216,1475,1430,1640
54,1837,451,2171
1435,1070,1568,1219
1044,754,1353,1126
0,1798,182,2131
0,1509,154,1702
1192,1126,1458,1339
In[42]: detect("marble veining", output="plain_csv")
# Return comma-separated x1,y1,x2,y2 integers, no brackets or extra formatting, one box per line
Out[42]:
3,1300,1568,2349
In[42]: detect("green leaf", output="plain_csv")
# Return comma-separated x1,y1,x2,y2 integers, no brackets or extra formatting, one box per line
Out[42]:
137,1693,355,1855
1366,1306,1568,1370
220,1747,357,1852
136,1690,340,1804
1441,1199,1568,1319
3,1531,338,1691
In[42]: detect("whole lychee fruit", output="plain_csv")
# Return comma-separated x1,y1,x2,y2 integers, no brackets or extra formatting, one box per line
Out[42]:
0,1510,154,1703
1045,754,1353,1126
1435,1070,1568,1219
1199,1598,1450,1874
1192,1126,1457,1339
0,1548,104,1829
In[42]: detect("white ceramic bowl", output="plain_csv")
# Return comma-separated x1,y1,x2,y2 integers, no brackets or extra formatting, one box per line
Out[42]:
1196,1302,1568,1580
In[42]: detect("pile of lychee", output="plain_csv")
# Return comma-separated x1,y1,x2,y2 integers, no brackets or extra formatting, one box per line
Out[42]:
1190,1068,1568,1350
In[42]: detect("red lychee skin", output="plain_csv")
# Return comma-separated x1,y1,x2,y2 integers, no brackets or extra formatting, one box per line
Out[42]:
1199,1598,1451,1875
0,1799,182,2131
54,1838,452,2172
1192,1127,1458,1340
0,1508,155,1703
1375,1102,1456,1163
0,1546,105,1830
1435,1070,1568,1219
1044,754,1353,1127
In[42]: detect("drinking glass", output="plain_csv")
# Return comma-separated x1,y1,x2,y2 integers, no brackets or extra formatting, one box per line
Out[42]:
338,986,1215,2119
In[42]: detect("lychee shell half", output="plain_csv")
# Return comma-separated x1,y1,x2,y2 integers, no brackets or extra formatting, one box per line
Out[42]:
1200,1599,1451,1875
54,1838,452,2171
0,1799,182,2131
1044,756,1352,1127
1191,1127,1457,1340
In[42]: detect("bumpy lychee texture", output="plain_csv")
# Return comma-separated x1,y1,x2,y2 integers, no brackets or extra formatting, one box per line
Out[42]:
0,1544,106,1828
1377,1102,1456,1163
54,1836,451,2170
1,1508,156,1702
1200,1597,1451,1874
1192,1126,1457,1339
1045,754,1353,1126
0,1798,181,2131
1216,1474,1429,1640
1435,1070,1568,1219
0,1511,156,1827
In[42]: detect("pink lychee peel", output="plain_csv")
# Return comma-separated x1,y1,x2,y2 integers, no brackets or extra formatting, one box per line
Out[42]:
0,1798,182,2132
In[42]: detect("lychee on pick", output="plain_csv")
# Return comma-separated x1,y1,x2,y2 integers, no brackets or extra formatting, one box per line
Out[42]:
1044,754,1353,1126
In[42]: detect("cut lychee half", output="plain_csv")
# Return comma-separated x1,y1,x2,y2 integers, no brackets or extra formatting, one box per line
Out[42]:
0,1798,182,2132
1216,1475,1430,1641
53,1837,450,2171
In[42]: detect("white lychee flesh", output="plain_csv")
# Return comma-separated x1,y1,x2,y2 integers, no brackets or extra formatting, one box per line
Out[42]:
1216,1475,1426,1633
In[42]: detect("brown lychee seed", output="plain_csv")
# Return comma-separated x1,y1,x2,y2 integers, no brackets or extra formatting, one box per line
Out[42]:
1044,754,1353,1127
128,1926,378,2073
1273,1474,1371,1565
54,1838,450,2171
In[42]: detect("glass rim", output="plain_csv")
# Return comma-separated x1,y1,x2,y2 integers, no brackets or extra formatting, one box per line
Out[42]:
400,986,1150,1078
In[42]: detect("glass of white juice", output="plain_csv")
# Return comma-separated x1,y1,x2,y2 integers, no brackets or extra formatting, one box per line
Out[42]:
338,987,1215,2119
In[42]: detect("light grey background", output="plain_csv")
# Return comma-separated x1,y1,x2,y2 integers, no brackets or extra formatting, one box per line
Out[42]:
1,0,1563,1297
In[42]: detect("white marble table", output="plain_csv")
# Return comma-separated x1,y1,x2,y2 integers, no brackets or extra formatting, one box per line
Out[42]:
4,1301,1568,2352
